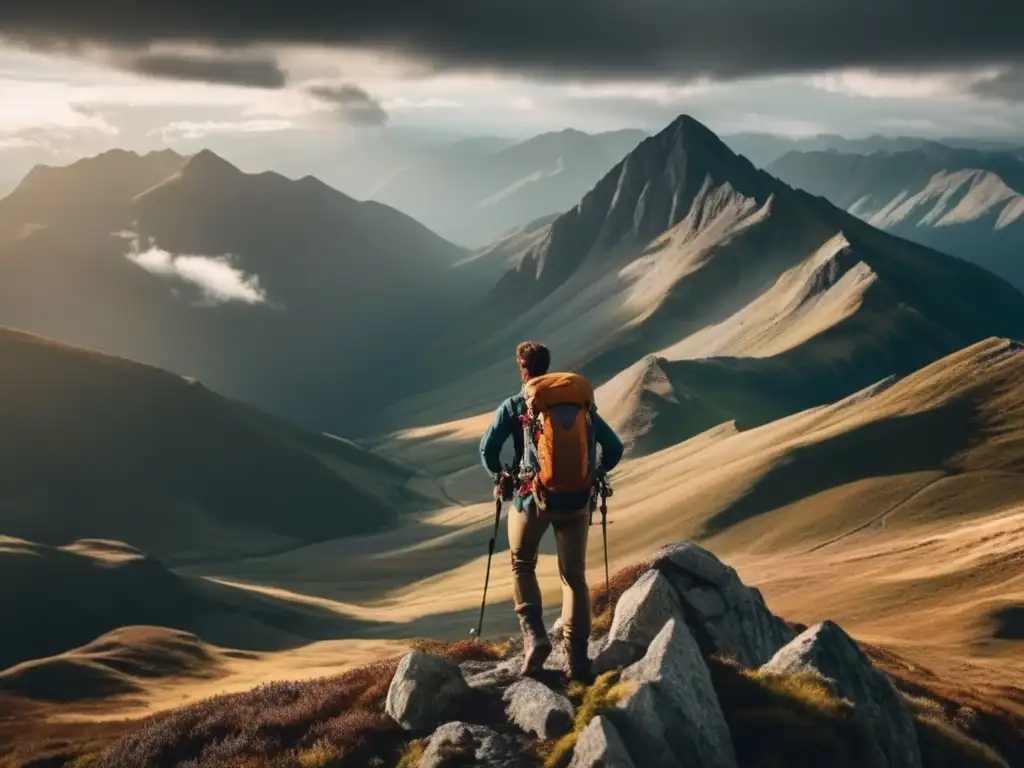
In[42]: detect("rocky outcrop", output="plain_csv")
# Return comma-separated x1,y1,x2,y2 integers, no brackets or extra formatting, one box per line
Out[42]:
615,619,737,768
568,716,635,768
503,677,574,740
607,682,679,767
596,569,686,673
652,542,795,666
418,721,524,768
385,541,957,768
763,620,923,768
463,656,522,690
385,652,470,731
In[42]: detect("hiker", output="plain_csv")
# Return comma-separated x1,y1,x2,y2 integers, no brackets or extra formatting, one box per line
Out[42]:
479,341,623,681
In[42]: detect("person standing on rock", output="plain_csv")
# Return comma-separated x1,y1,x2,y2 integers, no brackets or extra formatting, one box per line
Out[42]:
479,341,624,682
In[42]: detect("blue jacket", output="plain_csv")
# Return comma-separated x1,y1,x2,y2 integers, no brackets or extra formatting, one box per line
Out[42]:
479,386,624,511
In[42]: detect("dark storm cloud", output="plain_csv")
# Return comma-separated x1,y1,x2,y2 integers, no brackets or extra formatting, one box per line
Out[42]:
307,84,389,126
0,1,1021,83
970,68,1024,102
119,51,287,88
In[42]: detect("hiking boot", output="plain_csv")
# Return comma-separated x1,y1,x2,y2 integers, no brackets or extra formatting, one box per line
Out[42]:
519,611,552,676
566,637,593,683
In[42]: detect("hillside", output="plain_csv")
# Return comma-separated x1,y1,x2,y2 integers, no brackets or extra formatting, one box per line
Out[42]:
0,327,432,561
178,338,1024,704
30,542,1022,768
0,536,358,701
370,128,648,246
768,144,1024,291
0,149,490,435
381,115,1024,436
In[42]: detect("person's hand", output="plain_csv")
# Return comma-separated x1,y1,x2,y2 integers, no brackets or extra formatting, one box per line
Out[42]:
494,471,510,500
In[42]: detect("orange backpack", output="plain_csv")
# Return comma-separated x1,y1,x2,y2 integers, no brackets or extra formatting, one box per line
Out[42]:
522,372,596,508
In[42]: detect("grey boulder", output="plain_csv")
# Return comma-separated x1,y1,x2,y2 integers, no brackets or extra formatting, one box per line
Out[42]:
620,617,738,768
569,716,636,768
608,682,680,768
595,569,685,674
650,542,737,588
653,541,794,666
385,652,470,731
503,677,575,740
763,620,922,768
419,721,525,768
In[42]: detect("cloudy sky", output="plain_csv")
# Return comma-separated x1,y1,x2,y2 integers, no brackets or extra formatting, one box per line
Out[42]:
0,0,1022,190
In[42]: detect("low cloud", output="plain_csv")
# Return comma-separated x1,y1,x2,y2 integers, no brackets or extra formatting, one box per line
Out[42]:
123,235,267,305
306,83,389,126
970,68,1024,102
809,68,1001,99
382,96,462,111
111,50,288,88
0,136,42,150
149,119,294,142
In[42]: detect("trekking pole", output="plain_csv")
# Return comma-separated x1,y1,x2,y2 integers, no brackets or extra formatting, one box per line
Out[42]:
600,477,611,604
471,469,510,640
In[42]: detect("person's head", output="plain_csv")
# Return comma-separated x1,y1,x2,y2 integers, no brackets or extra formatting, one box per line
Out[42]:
516,341,550,382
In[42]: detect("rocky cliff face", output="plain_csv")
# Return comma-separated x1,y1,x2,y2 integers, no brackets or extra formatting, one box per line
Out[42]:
382,541,1009,768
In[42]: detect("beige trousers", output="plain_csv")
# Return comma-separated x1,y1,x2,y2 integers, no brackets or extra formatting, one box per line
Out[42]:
508,500,591,643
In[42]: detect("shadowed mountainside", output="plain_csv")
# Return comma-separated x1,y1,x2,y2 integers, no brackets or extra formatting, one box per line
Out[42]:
0,327,434,561
0,149,493,435
0,536,365,678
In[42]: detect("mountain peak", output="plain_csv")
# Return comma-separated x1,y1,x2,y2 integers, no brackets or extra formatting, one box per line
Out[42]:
651,114,745,165
18,148,185,190
182,149,242,180
492,114,773,303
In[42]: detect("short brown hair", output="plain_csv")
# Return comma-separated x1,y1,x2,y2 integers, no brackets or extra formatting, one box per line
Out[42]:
516,341,551,378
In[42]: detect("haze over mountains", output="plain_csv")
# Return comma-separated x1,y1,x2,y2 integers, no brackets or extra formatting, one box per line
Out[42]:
367,127,649,246
725,132,1024,169
768,143,1024,292
0,148,498,435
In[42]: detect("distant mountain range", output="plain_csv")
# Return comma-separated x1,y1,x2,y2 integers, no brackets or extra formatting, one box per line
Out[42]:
768,143,1024,292
368,128,649,246
0,148,494,435
722,132,1024,168
383,116,1024,448
4,119,1024,446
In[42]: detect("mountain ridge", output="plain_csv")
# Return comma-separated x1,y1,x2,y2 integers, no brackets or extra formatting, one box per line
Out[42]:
768,144,1024,291
0,148,489,435
381,114,1024,443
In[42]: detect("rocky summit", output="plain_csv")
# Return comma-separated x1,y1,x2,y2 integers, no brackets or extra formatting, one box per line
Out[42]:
380,541,998,768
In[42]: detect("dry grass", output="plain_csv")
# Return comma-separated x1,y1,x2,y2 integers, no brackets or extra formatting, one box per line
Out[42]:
914,713,1008,768
394,739,426,768
708,655,877,767
406,637,517,664
589,562,649,637
541,671,637,768
0,696,134,768
294,737,342,767
86,658,405,768
865,644,1023,767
